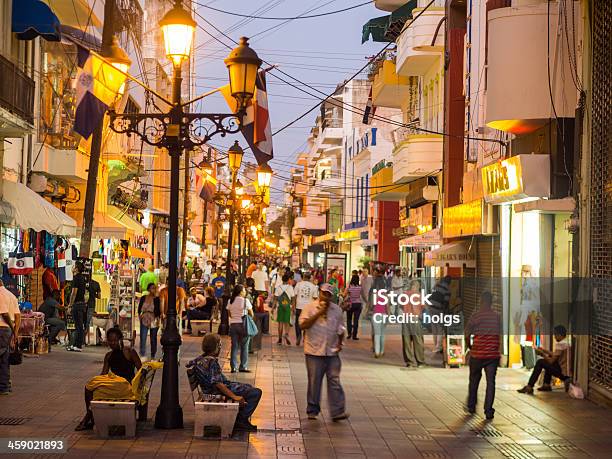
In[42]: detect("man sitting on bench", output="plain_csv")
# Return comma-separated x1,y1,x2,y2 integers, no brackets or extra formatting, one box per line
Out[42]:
187,333,262,432
75,328,141,430
186,287,216,333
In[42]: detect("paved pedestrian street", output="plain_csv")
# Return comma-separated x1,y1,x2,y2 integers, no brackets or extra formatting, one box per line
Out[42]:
1,327,611,459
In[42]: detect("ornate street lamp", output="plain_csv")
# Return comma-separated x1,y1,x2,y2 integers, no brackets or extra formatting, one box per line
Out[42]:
227,140,244,172
224,37,262,111
106,0,261,430
256,162,273,190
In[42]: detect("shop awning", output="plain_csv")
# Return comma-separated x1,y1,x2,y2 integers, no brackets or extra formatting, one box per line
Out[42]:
513,197,575,214
42,0,102,30
426,241,475,268
59,24,101,51
107,205,146,237
128,247,153,259
12,0,61,41
1,180,77,235
361,0,416,44
400,228,441,248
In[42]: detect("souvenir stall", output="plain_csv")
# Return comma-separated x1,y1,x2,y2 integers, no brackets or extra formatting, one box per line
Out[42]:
1,180,78,354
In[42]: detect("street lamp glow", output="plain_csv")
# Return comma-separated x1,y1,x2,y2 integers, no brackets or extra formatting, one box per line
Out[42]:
256,162,273,190
235,180,244,196
224,37,262,110
227,140,244,172
198,158,213,175
160,0,196,67
241,197,252,209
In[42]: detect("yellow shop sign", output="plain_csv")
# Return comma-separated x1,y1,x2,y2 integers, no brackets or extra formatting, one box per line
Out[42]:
481,154,550,204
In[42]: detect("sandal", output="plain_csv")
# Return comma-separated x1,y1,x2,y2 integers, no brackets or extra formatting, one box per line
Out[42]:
284,334,291,345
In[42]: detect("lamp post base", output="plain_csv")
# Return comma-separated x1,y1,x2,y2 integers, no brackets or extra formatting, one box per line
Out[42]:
154,404,184,429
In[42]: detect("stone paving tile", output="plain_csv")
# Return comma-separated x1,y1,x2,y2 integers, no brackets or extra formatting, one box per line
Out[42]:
2,330,612,458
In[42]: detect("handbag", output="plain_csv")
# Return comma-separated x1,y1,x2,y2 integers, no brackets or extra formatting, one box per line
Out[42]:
244,314,259,337
9,348,23,366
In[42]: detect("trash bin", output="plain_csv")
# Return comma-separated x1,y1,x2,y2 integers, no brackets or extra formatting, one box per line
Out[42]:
250,314,263,352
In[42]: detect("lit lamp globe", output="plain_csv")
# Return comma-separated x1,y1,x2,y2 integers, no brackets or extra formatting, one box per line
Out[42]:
224,37,262,111
235,180,244,196
227,140,244,172
160,0,196,67
104,36,131,95
256,162,273,190
198,158,213,176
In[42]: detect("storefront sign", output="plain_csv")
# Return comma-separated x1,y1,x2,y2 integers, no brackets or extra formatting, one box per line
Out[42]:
313,233,335,244
337,229,360,241
400,228,441,249
426,241,476,268
482,154,550,204
443,199,484,238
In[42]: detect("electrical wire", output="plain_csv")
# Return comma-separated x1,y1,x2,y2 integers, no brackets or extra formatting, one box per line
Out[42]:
192,0,373,20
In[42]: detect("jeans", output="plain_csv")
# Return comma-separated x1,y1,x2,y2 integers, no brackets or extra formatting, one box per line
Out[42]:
139,323,158,358
346,303,362,338
230,323,249,371
402,321,425,366
46,318,66,343
255,311,269,334
0,327,12,392
231,384,262,424
371,316,387,355
528,359,568,387
72,302,87,349
305,354,346,418
294,309,302,343
467,357,499,417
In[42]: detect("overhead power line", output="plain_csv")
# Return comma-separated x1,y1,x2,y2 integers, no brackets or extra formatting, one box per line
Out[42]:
192,0,372,20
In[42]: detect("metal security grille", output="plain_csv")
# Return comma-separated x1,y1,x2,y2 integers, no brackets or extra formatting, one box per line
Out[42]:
476,237,502,316
462,268,477,319
589,0,612,393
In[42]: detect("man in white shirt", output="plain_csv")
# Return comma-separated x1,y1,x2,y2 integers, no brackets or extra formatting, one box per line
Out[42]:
202,260,213,284
0,279,20,394
251,263,269,297
293,272,318,346
299,283,348,421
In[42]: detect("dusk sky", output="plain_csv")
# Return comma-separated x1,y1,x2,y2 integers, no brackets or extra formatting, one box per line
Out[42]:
191,0,383,203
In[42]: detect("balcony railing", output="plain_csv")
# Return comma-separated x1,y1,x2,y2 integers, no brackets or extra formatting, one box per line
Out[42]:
0,54,35,124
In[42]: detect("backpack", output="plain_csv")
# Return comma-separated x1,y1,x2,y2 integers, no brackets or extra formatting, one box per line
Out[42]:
278,288,292,309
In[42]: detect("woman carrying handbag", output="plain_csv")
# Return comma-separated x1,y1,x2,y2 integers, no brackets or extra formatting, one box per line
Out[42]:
227,284,256,373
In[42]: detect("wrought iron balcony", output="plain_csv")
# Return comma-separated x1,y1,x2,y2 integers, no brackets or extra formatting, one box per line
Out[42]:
0,53,35,125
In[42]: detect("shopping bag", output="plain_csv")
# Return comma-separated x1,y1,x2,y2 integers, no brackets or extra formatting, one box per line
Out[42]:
244,315,259,337
568,382,584,399
8,251,34,275
9,348,23,366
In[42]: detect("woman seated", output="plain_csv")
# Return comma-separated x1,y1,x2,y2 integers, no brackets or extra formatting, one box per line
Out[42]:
75,327,142,430
186,333,262,432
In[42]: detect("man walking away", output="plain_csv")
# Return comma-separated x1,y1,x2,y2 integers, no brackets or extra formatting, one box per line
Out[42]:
0,279,20,394
517,325,571,394
139,264,158,294
465,291,501,420
299,283,349,422
68,262,89,352
293,272,318,346
402,279,425,367
252,263,269,299
429,275,451,353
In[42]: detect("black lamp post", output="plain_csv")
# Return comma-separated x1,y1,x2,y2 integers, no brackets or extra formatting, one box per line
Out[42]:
107,0,261,429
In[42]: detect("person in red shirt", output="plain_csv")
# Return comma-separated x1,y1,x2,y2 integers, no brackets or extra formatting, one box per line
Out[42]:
464,291,501,420
42,267,59,300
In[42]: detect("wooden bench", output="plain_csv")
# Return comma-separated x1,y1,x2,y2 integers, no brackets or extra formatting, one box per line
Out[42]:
90,364,159,439
187,368,238,439
190,319,213,336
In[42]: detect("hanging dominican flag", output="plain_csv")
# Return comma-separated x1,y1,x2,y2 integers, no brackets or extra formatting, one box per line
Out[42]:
73,45,128,139
221,70,274,165
195,167,218,202
362,86,377,125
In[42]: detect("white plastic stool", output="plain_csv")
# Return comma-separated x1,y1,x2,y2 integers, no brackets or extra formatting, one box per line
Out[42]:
91,401,137,438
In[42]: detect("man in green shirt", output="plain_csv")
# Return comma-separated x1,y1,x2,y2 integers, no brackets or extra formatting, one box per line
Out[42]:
139,265,158,293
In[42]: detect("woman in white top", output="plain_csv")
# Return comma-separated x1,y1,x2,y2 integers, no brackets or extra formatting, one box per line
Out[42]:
227,284,254,373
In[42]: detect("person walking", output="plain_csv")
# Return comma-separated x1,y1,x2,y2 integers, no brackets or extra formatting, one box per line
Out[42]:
429,275,452,353
465,291,501,420
227,284,254,373
67,262,89,352
391,268,404,316
251,263,269,298
344,274,362,340
139,264,158,293
272,274,295,345
293,272,318,346
138,283,161,359
0,279,20,395
299,283,349,421
402,279,425,367
369,269,389,358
